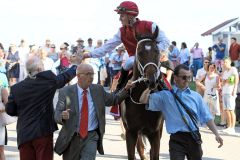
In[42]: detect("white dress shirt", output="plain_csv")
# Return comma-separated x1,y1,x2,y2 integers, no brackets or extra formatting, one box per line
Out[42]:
77,84,98,132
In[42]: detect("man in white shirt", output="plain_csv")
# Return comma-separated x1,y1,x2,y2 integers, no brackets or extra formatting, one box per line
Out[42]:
18,39,29,81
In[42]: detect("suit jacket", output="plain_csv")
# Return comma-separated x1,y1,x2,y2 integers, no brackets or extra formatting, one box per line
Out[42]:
54,84,128,155
6,65,77,147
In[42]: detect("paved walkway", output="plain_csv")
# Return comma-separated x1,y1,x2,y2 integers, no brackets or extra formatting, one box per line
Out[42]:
4,107,240,160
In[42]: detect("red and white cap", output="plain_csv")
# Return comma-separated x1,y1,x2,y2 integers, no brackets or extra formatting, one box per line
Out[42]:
114,1,139,17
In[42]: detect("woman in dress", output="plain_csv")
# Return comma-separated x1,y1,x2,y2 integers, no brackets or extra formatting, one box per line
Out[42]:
202,63,221,118
178,42,190,67
6,44,20,86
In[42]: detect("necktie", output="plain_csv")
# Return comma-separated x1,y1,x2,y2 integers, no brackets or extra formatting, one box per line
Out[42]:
79,90,88,138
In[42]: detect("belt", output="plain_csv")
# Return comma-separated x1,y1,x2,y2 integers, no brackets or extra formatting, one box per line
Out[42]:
171,131,191,135
74,129,97,136
193,58,202,60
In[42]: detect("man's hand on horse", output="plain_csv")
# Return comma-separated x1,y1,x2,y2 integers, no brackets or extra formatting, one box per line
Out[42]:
124,80,135,90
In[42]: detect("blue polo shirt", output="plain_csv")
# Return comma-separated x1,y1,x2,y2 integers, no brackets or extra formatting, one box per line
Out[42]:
147,86,212,134
212,43,226,60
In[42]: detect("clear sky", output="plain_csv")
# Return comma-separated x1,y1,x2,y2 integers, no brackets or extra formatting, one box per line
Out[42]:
0,0,239,52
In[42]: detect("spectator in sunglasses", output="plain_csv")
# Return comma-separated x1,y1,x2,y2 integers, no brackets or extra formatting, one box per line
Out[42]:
139,64,223,160
195,57,211,96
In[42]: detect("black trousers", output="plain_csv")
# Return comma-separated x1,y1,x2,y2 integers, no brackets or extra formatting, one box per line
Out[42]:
169,132,203,160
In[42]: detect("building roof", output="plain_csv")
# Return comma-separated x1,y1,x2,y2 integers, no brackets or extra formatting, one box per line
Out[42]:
201,17,239,36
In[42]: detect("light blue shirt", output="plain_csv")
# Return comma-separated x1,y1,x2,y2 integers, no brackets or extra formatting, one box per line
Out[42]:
112,53,123,71
147,86,212,134
77,84,98,132
169,46,179,61
178,48,190,64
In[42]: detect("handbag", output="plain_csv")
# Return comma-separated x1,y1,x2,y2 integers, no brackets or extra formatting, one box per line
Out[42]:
0,103,17,126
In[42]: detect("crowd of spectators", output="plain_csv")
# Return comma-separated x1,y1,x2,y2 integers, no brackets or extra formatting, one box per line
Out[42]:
0,35,239,159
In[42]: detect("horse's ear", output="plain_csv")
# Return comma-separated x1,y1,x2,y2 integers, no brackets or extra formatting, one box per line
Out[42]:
152,26,159,40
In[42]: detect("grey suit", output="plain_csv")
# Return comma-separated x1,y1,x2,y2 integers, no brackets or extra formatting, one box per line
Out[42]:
54,84,128,159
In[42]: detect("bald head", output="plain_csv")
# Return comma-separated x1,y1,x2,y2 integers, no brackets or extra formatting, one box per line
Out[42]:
76,63,94,89
76,63,93,74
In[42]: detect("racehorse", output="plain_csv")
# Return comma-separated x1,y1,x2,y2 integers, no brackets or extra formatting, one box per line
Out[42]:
121,27,164,160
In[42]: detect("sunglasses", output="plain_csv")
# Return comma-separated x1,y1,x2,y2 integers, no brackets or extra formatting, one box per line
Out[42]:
204,61,210,64
177,75,191,81
116,6,127,12
78,72,95,76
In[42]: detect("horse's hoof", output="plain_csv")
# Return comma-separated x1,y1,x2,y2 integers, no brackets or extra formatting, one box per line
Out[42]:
140,155,149,160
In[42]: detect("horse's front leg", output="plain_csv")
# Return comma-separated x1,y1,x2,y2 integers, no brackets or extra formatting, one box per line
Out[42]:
125,130,138,160
148,131,160,160
148,120,164,160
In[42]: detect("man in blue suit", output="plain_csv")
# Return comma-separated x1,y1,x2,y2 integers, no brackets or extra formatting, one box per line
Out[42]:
6,55,80,160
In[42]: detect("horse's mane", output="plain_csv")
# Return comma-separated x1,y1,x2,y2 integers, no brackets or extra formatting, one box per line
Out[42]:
135,26,159,42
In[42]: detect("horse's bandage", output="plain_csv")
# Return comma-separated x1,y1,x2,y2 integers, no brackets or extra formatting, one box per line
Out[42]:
145,45,151,51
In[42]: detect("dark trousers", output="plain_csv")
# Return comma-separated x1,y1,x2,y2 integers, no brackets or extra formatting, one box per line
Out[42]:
19,134,53,160
192,58,203,77
169,132,203,160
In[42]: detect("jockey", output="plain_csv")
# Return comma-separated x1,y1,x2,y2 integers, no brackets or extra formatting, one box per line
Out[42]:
82,1,170,91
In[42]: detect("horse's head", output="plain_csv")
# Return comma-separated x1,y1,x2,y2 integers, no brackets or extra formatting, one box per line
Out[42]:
135,27,160,90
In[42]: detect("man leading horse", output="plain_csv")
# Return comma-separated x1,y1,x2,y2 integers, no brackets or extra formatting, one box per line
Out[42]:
82,1,170,91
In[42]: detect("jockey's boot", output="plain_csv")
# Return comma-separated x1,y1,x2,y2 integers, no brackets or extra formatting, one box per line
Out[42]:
114,68,129,93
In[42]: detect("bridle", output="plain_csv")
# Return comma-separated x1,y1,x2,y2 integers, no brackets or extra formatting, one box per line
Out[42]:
130,38,161,104
134,38,161,84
